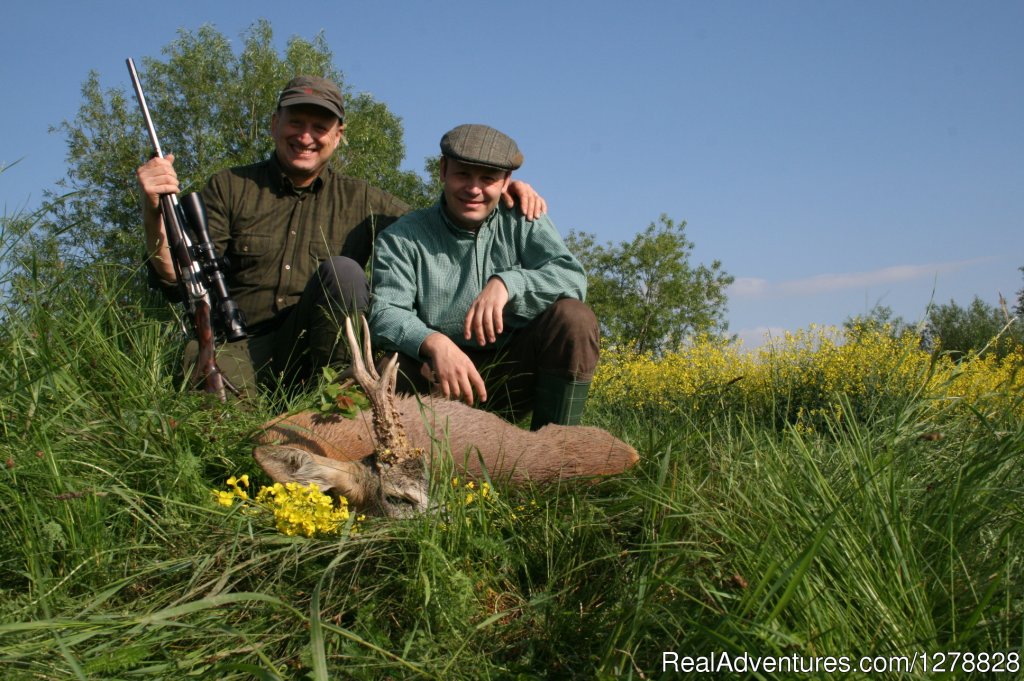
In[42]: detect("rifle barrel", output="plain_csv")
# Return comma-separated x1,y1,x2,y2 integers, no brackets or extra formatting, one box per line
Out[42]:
125,58,165,158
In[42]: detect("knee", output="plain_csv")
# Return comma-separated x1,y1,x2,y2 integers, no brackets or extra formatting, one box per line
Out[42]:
537,298,600,381
546,298,599,340
318,256,365,288
317,256,369,309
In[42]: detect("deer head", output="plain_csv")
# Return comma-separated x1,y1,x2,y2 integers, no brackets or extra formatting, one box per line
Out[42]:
254,316,428,517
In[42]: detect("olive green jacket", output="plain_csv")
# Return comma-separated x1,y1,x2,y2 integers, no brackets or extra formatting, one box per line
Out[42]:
152,154,409,329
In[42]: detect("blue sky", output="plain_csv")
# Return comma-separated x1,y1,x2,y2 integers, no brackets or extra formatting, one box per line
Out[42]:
3,1,1022,347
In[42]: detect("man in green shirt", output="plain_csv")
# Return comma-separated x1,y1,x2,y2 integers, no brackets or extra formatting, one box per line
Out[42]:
370,124,599,430
137,77,544,394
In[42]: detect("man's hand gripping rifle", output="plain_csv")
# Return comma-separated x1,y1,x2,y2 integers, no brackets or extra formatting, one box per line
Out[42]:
127,58,246,401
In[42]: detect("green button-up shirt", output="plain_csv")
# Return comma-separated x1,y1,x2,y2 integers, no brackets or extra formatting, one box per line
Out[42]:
369,199,587,360
196,155,409,328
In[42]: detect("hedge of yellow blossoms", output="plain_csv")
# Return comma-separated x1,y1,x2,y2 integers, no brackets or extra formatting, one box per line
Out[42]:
592,324,1024,427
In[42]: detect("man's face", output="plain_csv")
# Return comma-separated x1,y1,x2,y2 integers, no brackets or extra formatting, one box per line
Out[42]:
270,105,343,187
440,157,511,230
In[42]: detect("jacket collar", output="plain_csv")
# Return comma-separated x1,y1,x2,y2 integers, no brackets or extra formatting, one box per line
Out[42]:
268,154,328,195
437,195,498,237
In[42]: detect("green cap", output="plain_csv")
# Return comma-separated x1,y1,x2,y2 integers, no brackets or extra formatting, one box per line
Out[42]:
277,76,345,121
440,124,523,171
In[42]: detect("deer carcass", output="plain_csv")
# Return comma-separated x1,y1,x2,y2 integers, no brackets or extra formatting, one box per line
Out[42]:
253,317,639,517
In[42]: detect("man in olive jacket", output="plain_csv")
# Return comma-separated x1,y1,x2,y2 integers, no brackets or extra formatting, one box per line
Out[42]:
370,124,599,430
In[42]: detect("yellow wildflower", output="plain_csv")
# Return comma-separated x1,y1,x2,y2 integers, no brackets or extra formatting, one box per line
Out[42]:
213,476,357,538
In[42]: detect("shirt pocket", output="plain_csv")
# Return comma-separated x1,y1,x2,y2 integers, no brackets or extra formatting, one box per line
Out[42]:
230,234,277,285
308,239,335,266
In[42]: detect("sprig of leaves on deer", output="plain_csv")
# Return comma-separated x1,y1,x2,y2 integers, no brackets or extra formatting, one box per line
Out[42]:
254,317,639,517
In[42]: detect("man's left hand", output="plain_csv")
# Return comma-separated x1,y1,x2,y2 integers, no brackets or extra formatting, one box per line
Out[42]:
503,180,547,221
464,277,509,346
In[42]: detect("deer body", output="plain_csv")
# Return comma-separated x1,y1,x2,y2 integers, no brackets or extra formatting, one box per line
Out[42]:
252,318,638,516
258,393,637,475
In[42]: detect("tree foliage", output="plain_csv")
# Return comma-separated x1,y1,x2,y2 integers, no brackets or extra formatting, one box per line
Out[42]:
565,215,733,354
41,20,431,270
1015,266,1024,318
924,296,1023,360
843,304,919,342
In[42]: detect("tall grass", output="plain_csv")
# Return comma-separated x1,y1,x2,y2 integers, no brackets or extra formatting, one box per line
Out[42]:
1,222,1021,677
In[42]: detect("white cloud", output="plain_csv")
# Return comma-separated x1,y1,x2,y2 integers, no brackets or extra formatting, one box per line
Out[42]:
729,258,993,300
728,277,770,298
732,326,789,350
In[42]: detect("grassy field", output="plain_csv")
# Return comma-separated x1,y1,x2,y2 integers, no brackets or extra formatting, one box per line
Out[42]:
1,259,1022,679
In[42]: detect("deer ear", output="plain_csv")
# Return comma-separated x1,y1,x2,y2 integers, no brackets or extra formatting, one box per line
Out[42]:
254,445,314,484
253,445,380,511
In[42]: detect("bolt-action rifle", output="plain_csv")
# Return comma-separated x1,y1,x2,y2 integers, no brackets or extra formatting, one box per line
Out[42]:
126,57,247,400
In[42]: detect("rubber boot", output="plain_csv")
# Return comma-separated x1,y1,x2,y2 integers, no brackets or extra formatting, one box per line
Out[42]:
530,374,591,431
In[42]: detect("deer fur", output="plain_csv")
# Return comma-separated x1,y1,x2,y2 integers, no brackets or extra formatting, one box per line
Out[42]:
253,317,639,516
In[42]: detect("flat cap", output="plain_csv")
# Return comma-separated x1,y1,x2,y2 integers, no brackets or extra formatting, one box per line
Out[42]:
277,76,345,121
440,124,523,171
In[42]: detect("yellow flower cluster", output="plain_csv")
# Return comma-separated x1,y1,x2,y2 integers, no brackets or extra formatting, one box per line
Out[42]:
510,499,540,522
451,477,496,507
255,482,353,537
212,476,358,538
593,324,1024,426
935,347,1024,413
596,336,749,412
435,477,503,532
214,474,251,506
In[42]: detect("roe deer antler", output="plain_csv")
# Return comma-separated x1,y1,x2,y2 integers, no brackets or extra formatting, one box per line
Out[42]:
343,316,428,517
344,317,410,466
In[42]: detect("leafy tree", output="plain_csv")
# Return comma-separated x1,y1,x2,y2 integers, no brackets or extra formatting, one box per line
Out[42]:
1,164,69,318
924,296,1023,359
40,20,431,270
1015,266,1024,317
0,203,28,311
565,214,733,354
